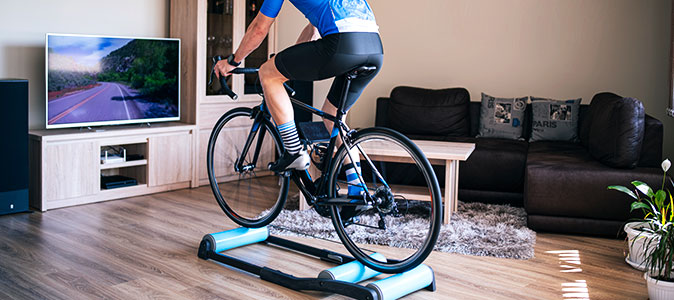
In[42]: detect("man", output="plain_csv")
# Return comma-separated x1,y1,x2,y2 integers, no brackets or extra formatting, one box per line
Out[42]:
215,0,383,198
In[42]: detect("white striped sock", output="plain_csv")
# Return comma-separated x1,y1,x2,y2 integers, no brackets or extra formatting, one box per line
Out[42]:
277,121,302,154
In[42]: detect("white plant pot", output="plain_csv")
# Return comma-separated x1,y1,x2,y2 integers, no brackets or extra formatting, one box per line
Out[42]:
645,273,674,300
625,222,658,271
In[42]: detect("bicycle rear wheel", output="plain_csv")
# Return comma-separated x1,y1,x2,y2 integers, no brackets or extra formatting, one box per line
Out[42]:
207,107,288,228
327,127,442,273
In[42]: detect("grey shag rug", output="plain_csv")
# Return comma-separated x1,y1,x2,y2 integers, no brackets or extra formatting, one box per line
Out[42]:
268,195,536,259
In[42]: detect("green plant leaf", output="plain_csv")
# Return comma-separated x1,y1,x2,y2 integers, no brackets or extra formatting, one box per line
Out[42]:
631,201,650,212
608,185,638,199
655,190,667,208
644,199,658,213
669,192,673,222
633,181,655,198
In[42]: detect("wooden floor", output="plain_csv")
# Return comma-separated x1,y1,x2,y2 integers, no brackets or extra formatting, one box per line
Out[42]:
0,186,647,299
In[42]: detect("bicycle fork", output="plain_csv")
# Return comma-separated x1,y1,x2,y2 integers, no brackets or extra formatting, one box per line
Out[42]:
234,106,269,173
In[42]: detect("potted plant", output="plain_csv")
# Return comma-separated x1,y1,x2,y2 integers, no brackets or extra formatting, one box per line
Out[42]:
609,159,673,299
623,220,653,270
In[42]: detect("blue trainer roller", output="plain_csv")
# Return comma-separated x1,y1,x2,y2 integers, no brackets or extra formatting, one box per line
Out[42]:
198,227,436,300
366,264,435,300
318,252,386,283
204,227,269,253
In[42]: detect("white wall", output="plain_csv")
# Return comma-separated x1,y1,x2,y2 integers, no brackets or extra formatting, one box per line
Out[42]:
0,0,169,130
277,0,673,159
6,0,669,158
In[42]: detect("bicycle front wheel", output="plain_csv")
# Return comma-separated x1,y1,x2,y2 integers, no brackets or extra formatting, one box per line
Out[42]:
327,127,442,273
207,107,288,228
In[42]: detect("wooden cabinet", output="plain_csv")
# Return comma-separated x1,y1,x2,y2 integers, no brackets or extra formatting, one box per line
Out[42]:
148,133,193,186
29,124,195,211
43,141,99,201
170,0,276,186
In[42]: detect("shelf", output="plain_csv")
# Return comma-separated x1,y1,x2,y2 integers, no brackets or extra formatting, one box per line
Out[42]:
100,159,148,170
99,184,149,195
28,122,195,142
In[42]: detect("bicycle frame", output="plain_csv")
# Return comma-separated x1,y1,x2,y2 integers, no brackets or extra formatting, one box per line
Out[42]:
236,93,381,209
211,61,387,210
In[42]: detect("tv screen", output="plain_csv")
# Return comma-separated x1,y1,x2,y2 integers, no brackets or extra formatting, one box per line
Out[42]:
46,34,180,128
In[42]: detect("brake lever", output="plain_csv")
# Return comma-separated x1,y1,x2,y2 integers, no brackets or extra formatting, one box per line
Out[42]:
208,55,238,100
207,55,220,87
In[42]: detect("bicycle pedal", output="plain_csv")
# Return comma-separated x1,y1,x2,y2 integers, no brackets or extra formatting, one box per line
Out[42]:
268,165,292,177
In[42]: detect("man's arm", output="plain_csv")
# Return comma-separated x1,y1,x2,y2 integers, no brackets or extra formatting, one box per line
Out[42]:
233,13,275,63
216,13,275,77
295,23,320,44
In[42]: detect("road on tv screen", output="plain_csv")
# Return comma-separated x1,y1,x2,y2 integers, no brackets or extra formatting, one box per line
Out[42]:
47,82,173,126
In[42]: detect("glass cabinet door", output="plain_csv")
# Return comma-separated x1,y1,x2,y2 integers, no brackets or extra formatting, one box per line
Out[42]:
244,0,268,95
206,0,234,95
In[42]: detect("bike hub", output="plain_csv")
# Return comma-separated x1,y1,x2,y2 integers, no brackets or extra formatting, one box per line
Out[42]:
374,186,395,214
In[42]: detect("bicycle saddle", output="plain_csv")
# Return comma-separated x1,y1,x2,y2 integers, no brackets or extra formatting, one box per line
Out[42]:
346,65,378,79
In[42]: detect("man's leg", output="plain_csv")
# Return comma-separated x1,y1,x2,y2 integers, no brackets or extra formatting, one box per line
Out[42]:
260,56,293,125
260,56,309,171
321,100,365,197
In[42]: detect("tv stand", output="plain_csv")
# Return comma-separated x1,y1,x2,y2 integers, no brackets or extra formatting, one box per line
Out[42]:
29,123,196,211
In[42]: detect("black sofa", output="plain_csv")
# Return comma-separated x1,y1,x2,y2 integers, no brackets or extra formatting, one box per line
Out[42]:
375,86,665,236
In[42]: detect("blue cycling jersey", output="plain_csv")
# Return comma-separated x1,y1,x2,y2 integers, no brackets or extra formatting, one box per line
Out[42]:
259,0,378,37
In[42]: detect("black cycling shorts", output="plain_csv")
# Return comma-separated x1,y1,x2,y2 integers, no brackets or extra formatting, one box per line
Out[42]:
274,32,383,111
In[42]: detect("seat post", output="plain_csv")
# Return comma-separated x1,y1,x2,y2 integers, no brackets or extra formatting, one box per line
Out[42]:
336,76,353,116
334,65,377,125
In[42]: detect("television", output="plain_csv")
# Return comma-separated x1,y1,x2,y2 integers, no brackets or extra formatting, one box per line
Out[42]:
45,34,180,129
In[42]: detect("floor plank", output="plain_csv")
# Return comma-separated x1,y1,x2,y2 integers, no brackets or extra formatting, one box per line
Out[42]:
0,187,646,299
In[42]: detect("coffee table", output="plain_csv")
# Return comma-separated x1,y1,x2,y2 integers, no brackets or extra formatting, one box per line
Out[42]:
299,140,475,224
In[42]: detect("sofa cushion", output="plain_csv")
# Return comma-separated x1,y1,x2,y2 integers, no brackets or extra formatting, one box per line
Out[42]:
529,97,581,142
373,134,527,196
446,136,528,194
580,92,645,169
525,141,662,222
477,93,528,140
387,86,470,137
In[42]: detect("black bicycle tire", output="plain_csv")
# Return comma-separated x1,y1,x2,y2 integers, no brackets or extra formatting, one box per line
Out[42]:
207,107,289,228
327,127,442,273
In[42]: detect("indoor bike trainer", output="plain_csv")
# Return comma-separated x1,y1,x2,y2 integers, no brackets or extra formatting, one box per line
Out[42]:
202,58,439,299
198,227,435,300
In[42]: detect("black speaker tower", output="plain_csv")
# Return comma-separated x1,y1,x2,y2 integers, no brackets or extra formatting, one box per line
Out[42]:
0,79,30,215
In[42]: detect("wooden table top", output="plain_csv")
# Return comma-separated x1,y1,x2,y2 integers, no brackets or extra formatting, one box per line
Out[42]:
359,139,475,161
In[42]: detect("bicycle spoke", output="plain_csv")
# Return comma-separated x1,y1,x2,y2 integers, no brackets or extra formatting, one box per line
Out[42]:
356,143,389,188
336,180,378,192
208,108,288,228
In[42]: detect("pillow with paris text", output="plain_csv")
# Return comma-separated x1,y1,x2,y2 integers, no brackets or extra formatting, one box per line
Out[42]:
529,97,581,142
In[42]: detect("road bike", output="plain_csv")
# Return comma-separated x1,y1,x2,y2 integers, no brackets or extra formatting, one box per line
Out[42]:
206,55,442,274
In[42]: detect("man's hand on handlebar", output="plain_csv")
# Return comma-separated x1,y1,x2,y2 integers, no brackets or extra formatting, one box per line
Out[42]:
214,59,236,79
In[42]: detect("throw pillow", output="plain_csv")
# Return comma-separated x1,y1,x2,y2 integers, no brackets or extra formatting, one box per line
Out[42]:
529,97,581,142
581,92,645,169
477,93,528,140
387,86,471,137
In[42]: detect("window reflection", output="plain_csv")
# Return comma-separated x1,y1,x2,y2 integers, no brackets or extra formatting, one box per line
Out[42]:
546,250,590,300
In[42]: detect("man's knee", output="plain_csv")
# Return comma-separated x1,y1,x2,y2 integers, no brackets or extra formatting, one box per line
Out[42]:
259,58,284,85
